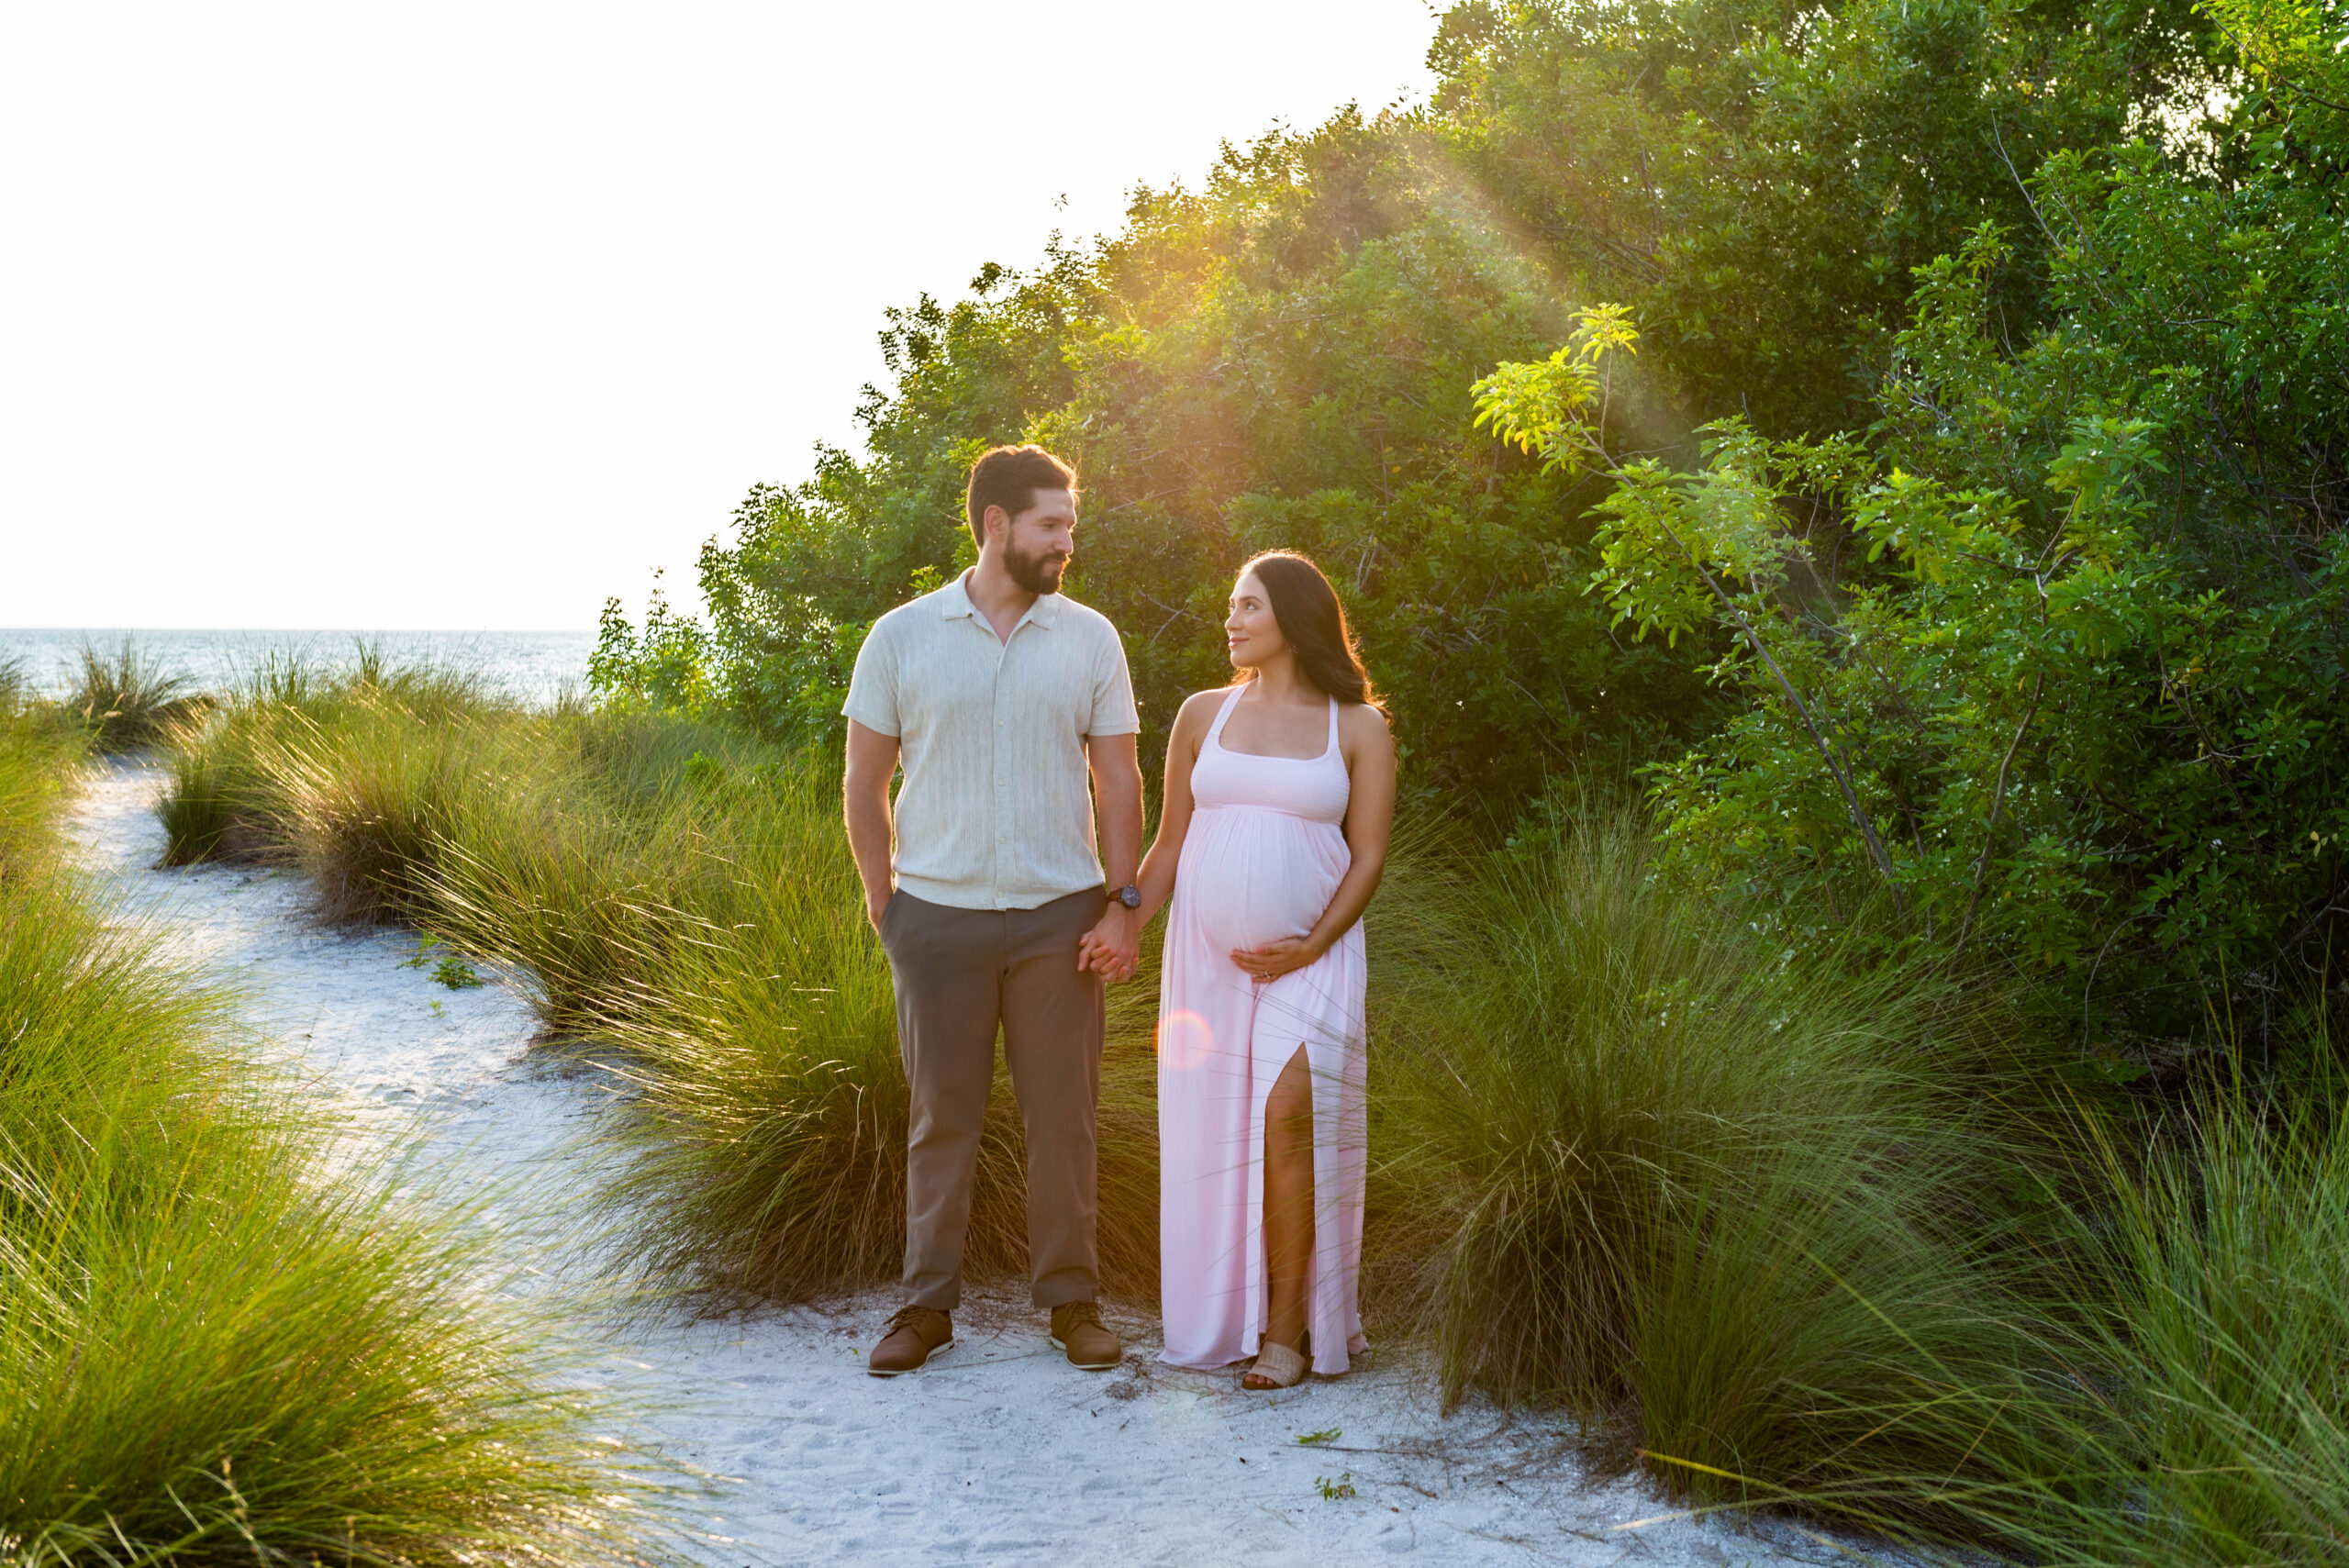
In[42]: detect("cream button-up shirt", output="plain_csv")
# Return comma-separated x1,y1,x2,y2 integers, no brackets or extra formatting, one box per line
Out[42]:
842,571,1140,911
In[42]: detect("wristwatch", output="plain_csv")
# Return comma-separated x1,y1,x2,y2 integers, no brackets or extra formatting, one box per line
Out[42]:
1112,884,1141,910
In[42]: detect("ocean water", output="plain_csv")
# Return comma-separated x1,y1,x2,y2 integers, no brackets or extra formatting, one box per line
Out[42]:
0,628,597,706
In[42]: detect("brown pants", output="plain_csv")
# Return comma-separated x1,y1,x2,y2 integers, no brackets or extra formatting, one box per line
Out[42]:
879,887,1105,1311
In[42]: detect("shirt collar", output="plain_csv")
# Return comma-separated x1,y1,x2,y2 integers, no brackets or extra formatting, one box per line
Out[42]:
940,569,1060,630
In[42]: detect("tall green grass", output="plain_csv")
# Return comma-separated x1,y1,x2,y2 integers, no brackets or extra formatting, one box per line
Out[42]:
428,740,1163,1303
1945,1070,2349,1566
0,665,83,875
0,707,679,1565
1364,805,2071,1534
553,763,1164,1305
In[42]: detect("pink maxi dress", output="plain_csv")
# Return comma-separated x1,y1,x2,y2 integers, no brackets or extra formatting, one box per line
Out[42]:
1158,686,1368,1375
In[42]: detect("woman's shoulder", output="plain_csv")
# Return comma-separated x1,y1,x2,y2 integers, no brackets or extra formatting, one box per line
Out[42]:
1337,700,1394,758
1175,684,1243,720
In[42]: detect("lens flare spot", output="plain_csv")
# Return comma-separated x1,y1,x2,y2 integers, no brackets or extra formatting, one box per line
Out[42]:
1156,1008,1213,1072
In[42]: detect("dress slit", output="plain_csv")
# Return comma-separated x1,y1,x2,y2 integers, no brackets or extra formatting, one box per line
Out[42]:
1236,973,1367,1370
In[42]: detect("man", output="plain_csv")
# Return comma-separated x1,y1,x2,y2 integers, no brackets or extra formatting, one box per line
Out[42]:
842,443,1145,1377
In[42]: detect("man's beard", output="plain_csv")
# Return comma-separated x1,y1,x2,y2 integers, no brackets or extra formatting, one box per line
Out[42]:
1005,540,1069,595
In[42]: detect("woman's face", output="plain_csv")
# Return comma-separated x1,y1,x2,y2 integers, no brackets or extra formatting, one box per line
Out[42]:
1225,571,1286,672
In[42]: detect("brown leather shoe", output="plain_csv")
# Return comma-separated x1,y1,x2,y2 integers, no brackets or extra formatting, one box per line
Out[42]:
867,1305,952,1377
1049,1300,1122,1370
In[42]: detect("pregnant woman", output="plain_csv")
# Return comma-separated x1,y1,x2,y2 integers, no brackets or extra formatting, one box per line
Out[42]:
1130,550,1396,1389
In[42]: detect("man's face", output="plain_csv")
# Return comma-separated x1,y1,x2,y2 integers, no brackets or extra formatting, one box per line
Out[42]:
996,489,1076,595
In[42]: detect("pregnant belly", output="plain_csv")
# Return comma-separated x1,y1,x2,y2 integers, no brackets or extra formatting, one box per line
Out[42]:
1179,807,1347,954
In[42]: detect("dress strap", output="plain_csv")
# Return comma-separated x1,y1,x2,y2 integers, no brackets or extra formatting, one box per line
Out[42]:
1206,685,1246,750
1325,696,1340,758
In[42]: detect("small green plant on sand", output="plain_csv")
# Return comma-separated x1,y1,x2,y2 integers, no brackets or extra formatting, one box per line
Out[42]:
1297,1428,1341,1447
400,934,482,989
1315,1473,1355,1500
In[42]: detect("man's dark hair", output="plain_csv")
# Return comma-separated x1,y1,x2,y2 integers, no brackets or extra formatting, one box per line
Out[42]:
965,445,1077,546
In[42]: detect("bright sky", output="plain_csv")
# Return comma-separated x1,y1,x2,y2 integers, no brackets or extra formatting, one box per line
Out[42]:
0,2,1438,631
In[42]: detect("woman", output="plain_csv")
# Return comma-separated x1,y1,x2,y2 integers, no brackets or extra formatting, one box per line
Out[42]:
1131,550,1396,1389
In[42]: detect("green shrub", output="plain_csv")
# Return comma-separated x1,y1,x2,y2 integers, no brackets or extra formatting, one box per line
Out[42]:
1466,28,2349,1060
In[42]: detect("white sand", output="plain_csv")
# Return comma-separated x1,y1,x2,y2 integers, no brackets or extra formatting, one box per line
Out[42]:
65,759,1873,1568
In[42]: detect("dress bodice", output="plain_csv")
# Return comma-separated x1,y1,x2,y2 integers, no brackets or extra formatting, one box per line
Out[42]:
1188,686,1351,827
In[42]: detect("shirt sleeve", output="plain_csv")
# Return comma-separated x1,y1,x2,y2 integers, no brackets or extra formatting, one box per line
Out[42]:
841,617,902,737
1088,623,1141,738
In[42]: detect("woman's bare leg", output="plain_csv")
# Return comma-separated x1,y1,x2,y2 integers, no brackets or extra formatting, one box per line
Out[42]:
1242,1046,1314,1388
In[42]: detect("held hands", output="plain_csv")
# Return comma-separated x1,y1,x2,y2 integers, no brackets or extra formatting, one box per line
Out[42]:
1078,906,1141,984
1231,935,1322,984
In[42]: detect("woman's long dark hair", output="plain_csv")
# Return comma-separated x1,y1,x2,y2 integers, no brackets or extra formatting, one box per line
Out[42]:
1238,550,1381,708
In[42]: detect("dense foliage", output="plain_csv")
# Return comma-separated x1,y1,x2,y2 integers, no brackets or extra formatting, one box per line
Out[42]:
1476,4,2347,1058
595,0,2225,807
592,0,2342,1050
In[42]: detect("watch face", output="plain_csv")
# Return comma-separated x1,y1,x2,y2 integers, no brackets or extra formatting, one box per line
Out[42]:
1117,885,1141,908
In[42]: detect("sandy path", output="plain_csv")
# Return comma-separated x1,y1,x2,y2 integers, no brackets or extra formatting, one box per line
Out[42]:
66,759,1854,1568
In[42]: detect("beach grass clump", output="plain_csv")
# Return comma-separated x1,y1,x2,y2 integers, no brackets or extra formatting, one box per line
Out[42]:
153,731,246,864
427,796,703,1031
154,659,505,920
418,726,760,1031
264,697,494,924
0,728,678,1565
64,638,201,751
1951,1067,2349,1566
1366,802,2063,1530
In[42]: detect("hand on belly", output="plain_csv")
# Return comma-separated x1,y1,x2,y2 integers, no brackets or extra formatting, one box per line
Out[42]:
1230,932,1322,984
1183,817,1344,982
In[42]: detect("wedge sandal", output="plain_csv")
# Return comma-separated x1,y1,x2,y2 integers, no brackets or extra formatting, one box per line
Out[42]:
1241,1339,1307,1390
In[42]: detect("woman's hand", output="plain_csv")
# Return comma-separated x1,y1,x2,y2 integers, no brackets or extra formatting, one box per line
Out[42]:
1230,935,1323,984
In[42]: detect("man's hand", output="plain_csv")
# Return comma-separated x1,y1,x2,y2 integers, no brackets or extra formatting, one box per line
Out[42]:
844,720,902,939
1231,934,1323,984
1078,906,1141,984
